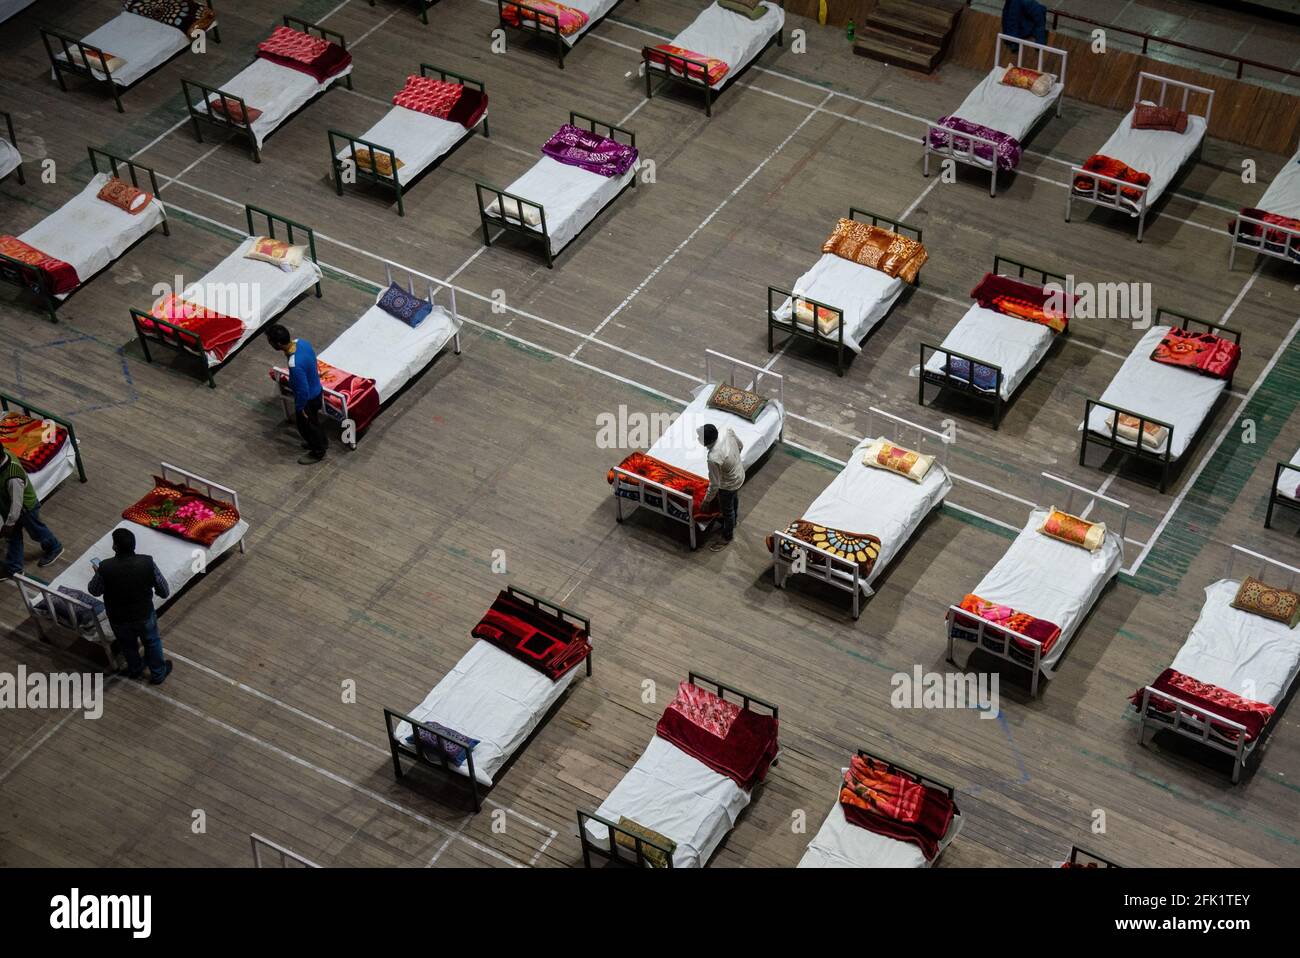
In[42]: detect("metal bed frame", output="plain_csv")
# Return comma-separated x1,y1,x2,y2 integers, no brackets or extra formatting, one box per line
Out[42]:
131,205,321,388
1065,845,1122,868
1067,72,1215,242
40,1,221,113
0,391,87,488
476,111,635,267
497,0,638,69
330,64,488,217
767,207,922,377
1080,307,1241,494
1229,150,1300,267
271,262,461,449
0,110,22,185
1,147,168,324
250,833,320,868
641,0,784,117
1135,545,1299,783
368,0,437,25
924,34,1068,198
945,473,1130,696
1265,456,1300,530
577,672,778,868
182,17,351,164
919,254,1068,429
611,350,784,550
12,463,246,659
772,406,951,620
383,584,592,812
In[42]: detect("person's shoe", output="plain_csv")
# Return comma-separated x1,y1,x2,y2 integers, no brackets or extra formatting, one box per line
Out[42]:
37,545,64,567
149,660,174,685
297,453,325,465
709,539,731,552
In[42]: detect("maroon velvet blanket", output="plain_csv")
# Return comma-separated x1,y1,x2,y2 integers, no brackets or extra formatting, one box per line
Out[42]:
256,25,352,83
470,590,590,681
1230,207,1300,258
928,116,1022,171
655,683,778,791
1131,668,1275,743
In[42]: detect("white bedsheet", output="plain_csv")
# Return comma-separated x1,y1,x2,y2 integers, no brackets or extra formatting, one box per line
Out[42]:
487,157,634,253
584,734,750,868
1085,324,1226,461
338,105,478,186
1171,580,1300,707
949,65,1063,141
19,172,166,300
198,58,351,149
653,1,784,90
923,303,1055,400
1257,149,1300,220
319,295,459,400
0,138,19,180
799,437,952,595
650,382,784,478
797,793,963,868
26,439,78,502
60,12,190,87
1080,107,1207,210
967,509,1123,671
175,236,323,366
1276,447,1300,501
774,254,904,353
391,640,579,787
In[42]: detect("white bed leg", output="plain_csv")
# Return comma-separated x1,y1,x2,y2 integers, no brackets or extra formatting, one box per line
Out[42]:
1064,191,1072,222
1228,242,1237,270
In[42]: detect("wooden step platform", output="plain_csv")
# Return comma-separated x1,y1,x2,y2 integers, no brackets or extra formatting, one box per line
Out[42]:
855,0,964,73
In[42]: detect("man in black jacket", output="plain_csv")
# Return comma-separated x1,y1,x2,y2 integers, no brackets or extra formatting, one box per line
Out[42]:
88,528,173,684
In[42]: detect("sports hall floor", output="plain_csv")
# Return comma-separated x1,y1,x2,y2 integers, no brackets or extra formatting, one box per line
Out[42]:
1,0,1298,867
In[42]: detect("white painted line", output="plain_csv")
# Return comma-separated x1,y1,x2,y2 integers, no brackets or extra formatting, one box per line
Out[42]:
619,97,650,126
0,705,82,786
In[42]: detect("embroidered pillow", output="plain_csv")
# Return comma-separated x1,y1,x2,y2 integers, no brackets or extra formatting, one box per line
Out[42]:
861,437,935,483
244,237,307,272
615,817,676,868
411,722,480,765
376,282,433,328
1231,577,1300,628
718,0,767,18
793,298,840,335
706,382,768,422
1001,65,1053,97
1105,413,1168,451
352,148,403,179
63,47,127,74
124,0,216,37
208,97,263,126
96,177,153,215
1133,104,1189,134
1038,507,1106,552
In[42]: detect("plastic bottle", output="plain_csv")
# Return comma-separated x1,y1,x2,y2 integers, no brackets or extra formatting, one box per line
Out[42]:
847,19,855,42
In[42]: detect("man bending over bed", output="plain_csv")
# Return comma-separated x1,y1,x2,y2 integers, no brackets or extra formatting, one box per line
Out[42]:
267,324,328,465
701,423,744,552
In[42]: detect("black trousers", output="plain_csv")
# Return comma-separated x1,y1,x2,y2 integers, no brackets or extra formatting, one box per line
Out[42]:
296,395,328,458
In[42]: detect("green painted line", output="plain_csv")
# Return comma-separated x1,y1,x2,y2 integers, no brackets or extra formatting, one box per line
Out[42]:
782,444,840,473
1114,627,1148,645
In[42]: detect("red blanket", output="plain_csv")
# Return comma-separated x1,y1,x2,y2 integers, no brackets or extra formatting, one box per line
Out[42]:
471,589,591,681
1074,154,1151,202
1230,208,1300,256
256,25,352,82
655,682,778,791
500,0,588,36
644,44,728,86
1150,327,1240,381
970,272,1073,334
392,75,487,129
122,476,241,547
607,451,720,523
0,411,69,472
956,594,1062,657
1132,668,1274,743
0,235,80,295
141,294,246,362
839,754,956,862
272,360,381,434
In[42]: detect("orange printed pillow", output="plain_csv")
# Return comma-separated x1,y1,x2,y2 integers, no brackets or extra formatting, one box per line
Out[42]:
1231,577,1300,628
793,298,840,335
208,97,263,126
352,147,403,179
244,236,307,272
1038,507,1106,552
96,177,153,215
861,437,935,483
1106,413,1169,451
64,47,128,74
1001,65,1054,97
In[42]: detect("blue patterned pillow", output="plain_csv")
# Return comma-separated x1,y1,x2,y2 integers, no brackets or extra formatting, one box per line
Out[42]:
409,722,479,766
947,356,999,393
377,282,433,327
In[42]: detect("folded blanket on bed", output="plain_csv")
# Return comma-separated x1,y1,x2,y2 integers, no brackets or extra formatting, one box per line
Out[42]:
970,273,1072,334
0,412,69,473
0,235,80,296
1073,154,1150,202
822,218,928,283
644,44,729,86
500,0,588,36
607,451,720,523
1131,668,1275,743
956,594,1062,657
256,25,352,83
270,360,380,433
1230,208,1300,256
122,475,240,547
1150,327,1240,381
470,589,591,681
392,75,488,129
838,754,956,862
766,520,880,577
542,124,638,177
142,294,246,363
207,96,263,126
655,681,779,791
928,116,1023,171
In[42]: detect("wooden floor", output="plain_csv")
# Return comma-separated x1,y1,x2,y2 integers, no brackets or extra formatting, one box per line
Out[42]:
1,0,1298,868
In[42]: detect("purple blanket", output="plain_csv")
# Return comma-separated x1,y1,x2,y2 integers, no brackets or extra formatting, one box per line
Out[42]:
928,116,1023,172
541,124,638,177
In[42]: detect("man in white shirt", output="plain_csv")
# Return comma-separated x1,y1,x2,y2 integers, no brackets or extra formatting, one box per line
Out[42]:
701,423,744,551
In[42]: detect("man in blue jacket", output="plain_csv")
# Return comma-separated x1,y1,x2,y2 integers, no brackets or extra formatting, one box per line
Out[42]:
1003,0,1048,47
267,324,328,464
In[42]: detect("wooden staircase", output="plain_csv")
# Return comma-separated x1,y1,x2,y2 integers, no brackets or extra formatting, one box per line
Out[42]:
853,0,965,74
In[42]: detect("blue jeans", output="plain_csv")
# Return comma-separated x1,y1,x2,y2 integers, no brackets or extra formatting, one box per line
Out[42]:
3,505,62,574
109,612,167,681
719,489,739,541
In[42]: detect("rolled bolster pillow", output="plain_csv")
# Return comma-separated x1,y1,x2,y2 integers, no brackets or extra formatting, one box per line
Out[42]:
488,196,543,227
96,176,153,215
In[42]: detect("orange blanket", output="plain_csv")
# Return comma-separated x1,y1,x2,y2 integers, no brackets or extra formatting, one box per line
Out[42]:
1073,154,1150,202
142,294,246,362
0,411,69,472
644,44,728,86
607,451,720,522
500,0,588,36
822,218,927,283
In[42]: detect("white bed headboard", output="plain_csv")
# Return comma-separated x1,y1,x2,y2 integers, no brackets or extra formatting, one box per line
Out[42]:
1225,544,1299,590
866,406,952,470
705,349,784,410
1036,472,1131,543
995,33,1069,89
383,261,458,321
1135,72,1215,125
